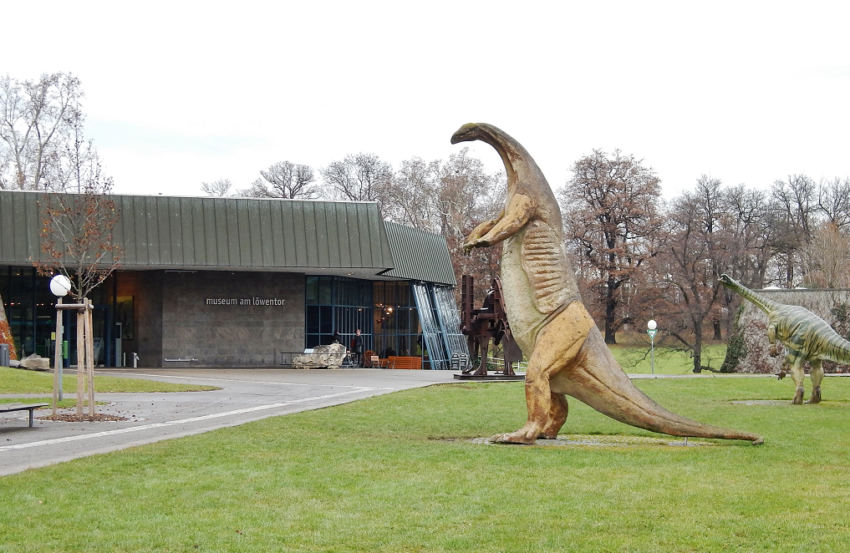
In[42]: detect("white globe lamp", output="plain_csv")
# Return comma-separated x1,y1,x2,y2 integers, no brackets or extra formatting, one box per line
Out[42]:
49,274,72,297
647,319,657,330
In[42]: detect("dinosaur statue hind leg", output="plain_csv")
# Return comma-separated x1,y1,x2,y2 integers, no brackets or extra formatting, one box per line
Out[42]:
540,392,569,439
789,357,806,405
491,303,591,444
807,359,823,404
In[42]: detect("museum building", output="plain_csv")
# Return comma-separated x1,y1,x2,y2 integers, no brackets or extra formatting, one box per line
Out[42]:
0,190,467,369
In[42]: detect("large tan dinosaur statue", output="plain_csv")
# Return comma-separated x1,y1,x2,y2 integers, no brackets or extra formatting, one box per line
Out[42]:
452,122,763,445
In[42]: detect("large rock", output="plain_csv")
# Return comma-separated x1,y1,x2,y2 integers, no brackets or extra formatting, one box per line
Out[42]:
19,354,50,371
292,343,346,369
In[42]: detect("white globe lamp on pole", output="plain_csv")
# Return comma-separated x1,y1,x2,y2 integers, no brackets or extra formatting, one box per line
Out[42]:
647,320,658,374
49,274,71,411
49,274,71,297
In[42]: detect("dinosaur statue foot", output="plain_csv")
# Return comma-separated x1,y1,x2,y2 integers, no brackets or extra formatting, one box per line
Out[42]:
491,424,541,445
751,436,765,445
792,387,805,405
805,386,822,404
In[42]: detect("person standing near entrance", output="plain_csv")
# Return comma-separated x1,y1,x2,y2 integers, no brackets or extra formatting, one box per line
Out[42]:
352,329,363,367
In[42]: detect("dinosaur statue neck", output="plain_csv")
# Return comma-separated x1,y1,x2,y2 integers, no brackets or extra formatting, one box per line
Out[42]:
722,276,779,315
472,124,560,221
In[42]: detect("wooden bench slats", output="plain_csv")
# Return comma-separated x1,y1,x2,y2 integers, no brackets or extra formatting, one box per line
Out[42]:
387,356,421,370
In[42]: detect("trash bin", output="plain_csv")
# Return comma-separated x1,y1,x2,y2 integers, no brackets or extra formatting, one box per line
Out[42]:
0,344,9,367
450,353,469,372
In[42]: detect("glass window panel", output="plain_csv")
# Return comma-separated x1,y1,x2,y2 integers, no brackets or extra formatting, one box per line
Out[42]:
305,276,319,305
319,277,332,305
320,306,333,334
306,306,320,333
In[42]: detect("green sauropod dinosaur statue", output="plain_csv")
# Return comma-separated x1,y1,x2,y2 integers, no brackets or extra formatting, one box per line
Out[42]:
452,122,763,445
719,273,848,404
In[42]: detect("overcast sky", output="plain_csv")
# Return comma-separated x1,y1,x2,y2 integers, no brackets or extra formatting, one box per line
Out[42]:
4,1,849,199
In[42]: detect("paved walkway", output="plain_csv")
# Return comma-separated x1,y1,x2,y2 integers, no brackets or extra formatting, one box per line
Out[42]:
0,368,457,477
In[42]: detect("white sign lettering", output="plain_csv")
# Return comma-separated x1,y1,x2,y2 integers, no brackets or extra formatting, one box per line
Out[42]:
205,297,286,306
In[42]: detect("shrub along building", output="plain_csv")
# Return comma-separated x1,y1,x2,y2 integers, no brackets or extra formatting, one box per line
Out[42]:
0,191,466,369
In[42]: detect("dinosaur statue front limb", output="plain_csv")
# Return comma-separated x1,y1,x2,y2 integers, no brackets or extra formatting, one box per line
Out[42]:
768,324,779,357
463,194,534,253
807,359,823,404
465,212,502,247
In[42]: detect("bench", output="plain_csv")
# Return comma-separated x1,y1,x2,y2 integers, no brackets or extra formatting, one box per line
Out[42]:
0,403,49,427
387,356,422,370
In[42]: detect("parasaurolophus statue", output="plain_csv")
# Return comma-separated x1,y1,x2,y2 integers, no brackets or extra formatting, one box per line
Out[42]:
452,123,763,445
720,273,850,404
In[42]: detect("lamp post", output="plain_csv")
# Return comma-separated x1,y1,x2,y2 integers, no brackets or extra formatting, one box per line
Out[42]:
647,320,658,375
49,274,71,414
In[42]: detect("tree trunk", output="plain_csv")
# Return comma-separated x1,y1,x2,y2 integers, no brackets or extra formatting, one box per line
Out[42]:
0,291,17,361
692,321,703,373
713,319,722,340
604,289,617,344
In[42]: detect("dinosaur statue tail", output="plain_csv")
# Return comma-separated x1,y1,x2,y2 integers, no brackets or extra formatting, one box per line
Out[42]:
554,329,764,444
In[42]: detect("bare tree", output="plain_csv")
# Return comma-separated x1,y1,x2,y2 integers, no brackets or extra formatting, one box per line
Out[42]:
321,153,393,208
802,221,850,289
384,157,439,231
653,177,732,373
560,149,662,344
377,150,504,303
201,178,233,197
817,177,850,231
37,135,121,301
240,161,317,199
769,174,817,286
0,73,84,190
36,134,121,417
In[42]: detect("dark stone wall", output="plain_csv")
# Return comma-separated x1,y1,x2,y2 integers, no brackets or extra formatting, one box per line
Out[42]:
160,271,305,367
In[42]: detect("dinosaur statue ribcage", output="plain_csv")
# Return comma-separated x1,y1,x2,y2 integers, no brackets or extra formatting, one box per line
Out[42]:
520,221,572,314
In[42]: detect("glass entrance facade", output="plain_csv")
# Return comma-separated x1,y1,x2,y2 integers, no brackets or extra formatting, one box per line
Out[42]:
0,266,116,366
304,276,468,369
305,276,374,350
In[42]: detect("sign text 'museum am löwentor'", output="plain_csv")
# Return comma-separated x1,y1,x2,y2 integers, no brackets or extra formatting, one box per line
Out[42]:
205,297,286,306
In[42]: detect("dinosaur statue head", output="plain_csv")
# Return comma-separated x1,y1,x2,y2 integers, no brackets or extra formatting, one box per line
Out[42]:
719,274,733,287
450,123,484,144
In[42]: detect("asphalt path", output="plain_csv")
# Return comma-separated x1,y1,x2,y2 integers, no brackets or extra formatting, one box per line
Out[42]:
0,368,457,477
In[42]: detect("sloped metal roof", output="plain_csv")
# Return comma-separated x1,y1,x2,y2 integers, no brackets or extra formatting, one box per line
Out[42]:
0,191,456,285
0,191,394,271
382,222,456,286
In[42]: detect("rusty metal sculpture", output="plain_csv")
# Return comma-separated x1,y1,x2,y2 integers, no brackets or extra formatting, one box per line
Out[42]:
460,275,523,376
452,122,763,445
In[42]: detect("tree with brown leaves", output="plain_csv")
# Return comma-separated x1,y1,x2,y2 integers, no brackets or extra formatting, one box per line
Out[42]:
36,133,121,416
560,149,662,344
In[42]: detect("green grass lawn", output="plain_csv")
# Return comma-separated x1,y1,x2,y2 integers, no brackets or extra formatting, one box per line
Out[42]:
610,343,729,374
3,376,850,552
0,366,218,395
